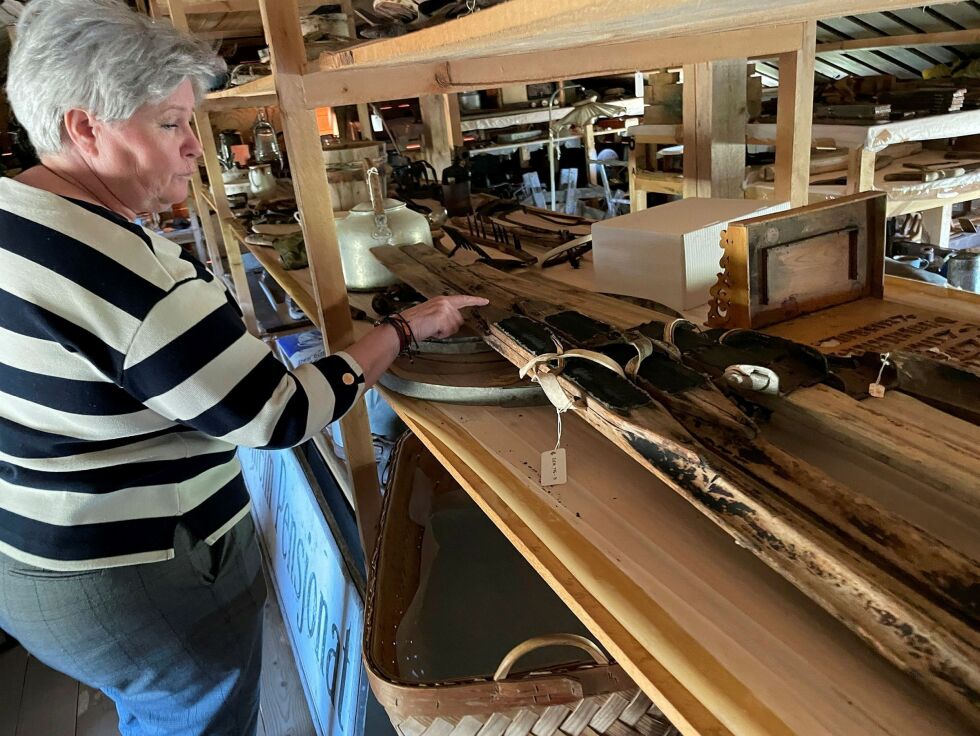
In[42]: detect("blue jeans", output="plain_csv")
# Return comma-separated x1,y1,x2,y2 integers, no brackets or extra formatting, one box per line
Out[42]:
0,516,266,736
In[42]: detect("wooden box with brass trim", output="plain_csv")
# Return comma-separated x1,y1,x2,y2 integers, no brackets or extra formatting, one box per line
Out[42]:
708,192,887,329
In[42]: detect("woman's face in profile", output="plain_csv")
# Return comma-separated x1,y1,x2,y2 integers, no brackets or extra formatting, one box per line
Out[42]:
93,79,203,213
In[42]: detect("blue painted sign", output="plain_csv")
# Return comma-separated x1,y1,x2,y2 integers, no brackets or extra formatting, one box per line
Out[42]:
240,446,368,736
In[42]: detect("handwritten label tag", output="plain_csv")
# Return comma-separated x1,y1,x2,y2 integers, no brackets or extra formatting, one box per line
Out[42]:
541,449,567,486
868,382,886,399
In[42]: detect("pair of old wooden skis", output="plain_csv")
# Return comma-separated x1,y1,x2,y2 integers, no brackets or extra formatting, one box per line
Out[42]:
372,243,979,725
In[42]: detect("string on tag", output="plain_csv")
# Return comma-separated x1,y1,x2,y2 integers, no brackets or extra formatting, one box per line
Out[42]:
869,352,891,399
518,342,626,450
554,407,564,452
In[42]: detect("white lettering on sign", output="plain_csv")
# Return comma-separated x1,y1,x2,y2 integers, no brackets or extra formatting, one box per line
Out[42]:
240,446,368,736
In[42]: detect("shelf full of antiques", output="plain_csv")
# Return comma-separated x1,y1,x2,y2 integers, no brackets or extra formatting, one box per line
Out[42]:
164,5,980,733
235,113,980,728
193,65,978,736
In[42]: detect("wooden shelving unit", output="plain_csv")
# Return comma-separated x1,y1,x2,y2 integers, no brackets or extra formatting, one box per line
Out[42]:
164,2,980,734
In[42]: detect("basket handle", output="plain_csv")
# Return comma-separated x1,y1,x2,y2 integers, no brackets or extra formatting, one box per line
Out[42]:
493,634,609,682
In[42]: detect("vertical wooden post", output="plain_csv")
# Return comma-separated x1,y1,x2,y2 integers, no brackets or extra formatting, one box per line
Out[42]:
337,0,374,139
845,148,876,194
259,0,381,557
774,21,816,208
708,59,747,199
190,184,225,280
682,63,706,198
167,0,257,335
682,60,747,199
356,105,375,140
420,93,462,179
628,139,648,212
584,123,598,186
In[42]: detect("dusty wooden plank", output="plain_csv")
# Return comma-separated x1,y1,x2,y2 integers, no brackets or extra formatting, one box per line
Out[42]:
776,384,980,507
682,62,706,199
871,391,980,450
15,657,78,736
708,60,748,199
681,60,747,199
0,645,29,736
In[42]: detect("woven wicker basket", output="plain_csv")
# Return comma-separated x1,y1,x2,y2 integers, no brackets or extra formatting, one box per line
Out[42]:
364,434,676,736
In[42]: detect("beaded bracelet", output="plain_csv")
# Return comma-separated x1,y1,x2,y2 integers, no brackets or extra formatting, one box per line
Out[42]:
374,312,419,358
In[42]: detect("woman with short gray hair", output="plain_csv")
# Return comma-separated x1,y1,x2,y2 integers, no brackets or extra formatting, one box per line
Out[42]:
0,1,484,734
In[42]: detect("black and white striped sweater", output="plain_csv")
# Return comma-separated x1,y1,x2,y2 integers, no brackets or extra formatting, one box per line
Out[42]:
0,177,365,570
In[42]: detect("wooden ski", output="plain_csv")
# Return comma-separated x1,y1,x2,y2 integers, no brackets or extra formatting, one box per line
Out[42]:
373,244,980,723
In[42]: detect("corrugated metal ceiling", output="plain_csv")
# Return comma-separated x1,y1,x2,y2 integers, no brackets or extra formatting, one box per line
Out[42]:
755,1,980,84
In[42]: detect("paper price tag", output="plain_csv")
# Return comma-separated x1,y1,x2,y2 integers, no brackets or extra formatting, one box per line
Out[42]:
868,382,886,399
541,449,567,486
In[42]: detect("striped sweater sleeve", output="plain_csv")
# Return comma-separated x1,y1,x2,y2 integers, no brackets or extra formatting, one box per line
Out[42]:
119,277,365,449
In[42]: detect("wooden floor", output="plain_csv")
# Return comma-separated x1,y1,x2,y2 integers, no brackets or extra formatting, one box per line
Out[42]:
0,598,316,736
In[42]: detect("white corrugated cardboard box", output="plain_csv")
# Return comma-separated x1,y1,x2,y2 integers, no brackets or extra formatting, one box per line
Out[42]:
592,198,790,311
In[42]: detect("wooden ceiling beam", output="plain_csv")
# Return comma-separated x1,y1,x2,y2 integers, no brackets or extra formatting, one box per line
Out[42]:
304,23,805,107
817,27,980,52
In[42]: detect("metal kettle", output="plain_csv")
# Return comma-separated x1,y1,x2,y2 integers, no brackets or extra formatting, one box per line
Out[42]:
336,167,433,291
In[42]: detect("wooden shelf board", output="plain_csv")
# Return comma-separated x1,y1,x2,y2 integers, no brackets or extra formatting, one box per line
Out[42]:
312,0,929,73
887,188,980,217
204,76,277,111
633,170,685,195
883,274,980,322
303,22,810,107
460,99,643,133
227,217,321,326
467,133,581,155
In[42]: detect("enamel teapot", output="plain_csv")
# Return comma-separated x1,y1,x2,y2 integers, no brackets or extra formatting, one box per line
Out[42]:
336,166,432,291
